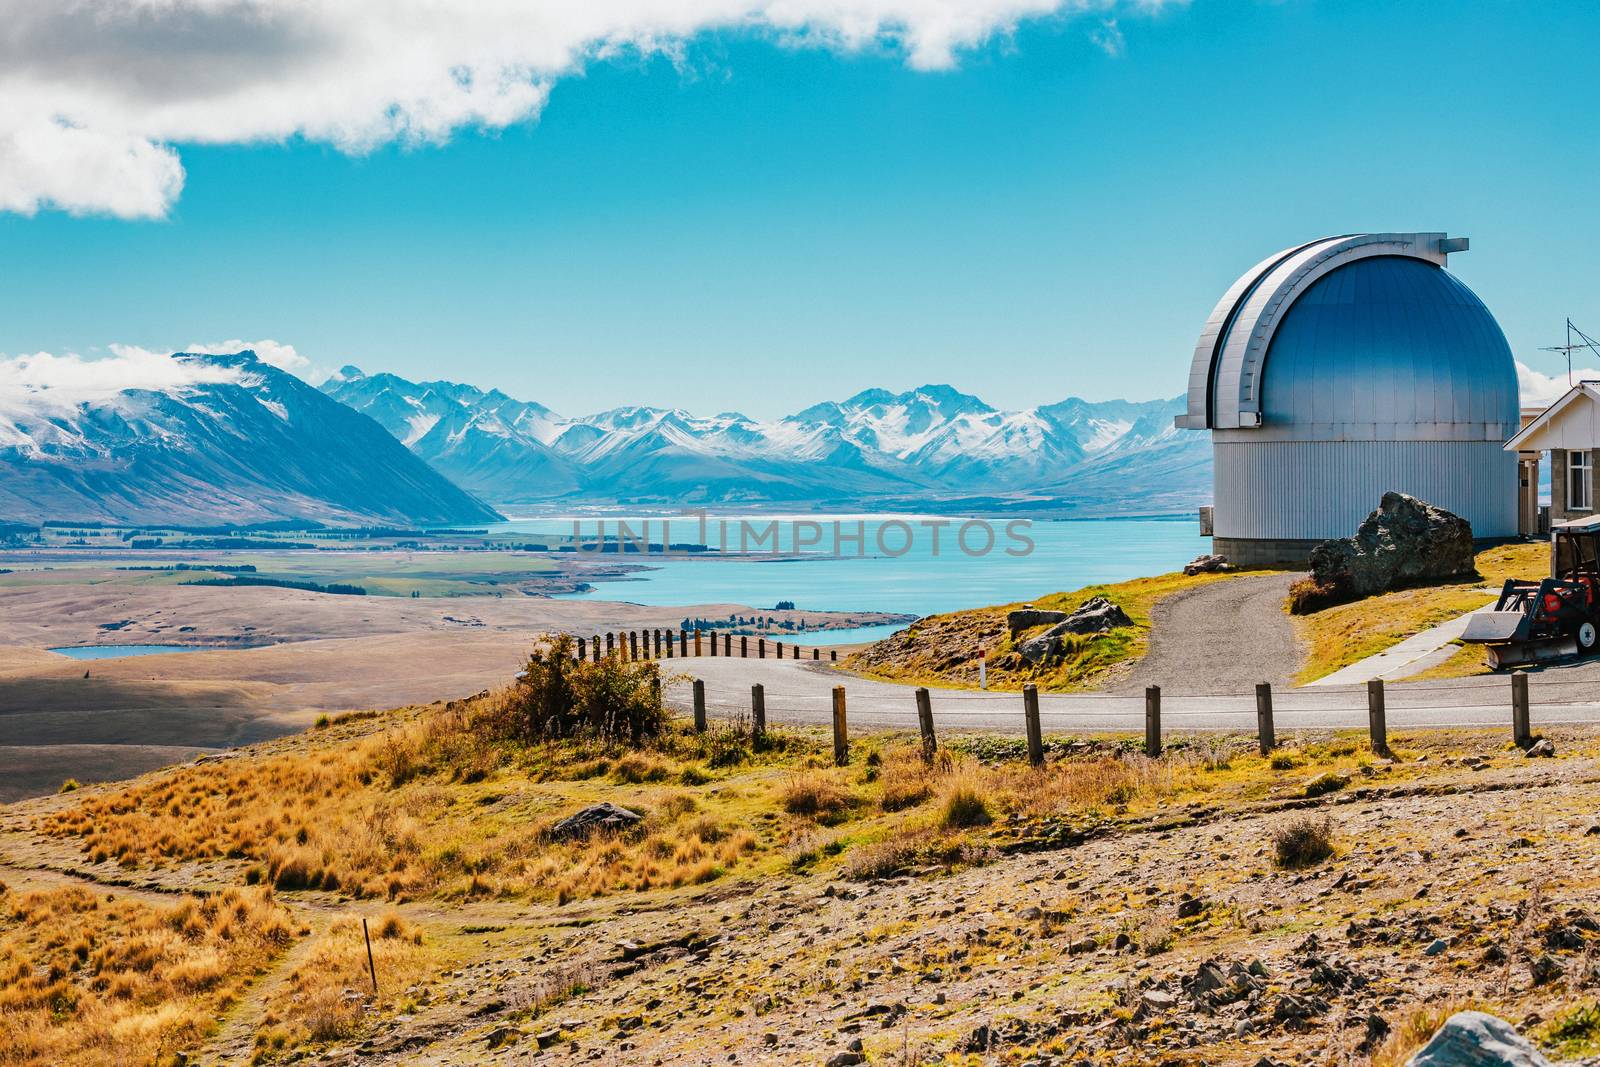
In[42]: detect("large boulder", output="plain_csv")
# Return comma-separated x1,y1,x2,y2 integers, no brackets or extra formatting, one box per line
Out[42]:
1405,1011,1553,1066
1017,596,1134,665
1309,492,1475,600
1184,554,1230,576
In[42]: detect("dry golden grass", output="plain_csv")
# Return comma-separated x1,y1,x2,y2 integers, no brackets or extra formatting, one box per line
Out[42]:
252,912,430,1057
1293,541,1546,683
845,569,1253,692
43,697,791,905
0,882,296,1067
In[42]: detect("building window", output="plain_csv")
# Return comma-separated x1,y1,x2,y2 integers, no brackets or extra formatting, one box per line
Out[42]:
1569,450,1592,511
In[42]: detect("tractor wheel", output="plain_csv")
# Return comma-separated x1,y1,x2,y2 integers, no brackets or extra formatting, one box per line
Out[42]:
1579,622,1599,654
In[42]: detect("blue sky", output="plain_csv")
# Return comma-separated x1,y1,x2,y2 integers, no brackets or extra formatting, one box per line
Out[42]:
3,1,1597,418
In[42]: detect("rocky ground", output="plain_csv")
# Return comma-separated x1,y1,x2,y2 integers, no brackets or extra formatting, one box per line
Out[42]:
5,723,1600,1065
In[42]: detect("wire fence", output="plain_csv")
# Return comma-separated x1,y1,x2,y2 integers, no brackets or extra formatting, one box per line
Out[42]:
568,627,1597,760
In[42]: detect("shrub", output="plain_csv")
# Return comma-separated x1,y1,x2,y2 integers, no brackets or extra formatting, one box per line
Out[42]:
1272,814,1335,868
1287,574,1352,614
845,834,924,881
57,779,79,793
1302,771,1349,798
494,635,667,745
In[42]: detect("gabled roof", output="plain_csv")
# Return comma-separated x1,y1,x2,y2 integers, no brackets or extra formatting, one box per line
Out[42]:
1504,382,1600,451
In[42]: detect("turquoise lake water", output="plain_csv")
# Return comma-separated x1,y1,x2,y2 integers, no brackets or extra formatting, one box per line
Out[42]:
48,645,211,660
485,515,1208,644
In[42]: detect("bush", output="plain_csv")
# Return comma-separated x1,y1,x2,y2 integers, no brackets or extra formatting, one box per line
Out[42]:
57,779,79,793
1287,575,1352,614
494,635,667,745
1272,814,1335,868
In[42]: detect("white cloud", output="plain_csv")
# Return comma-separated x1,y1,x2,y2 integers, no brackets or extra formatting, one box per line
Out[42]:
1517,360,1600,409
0,0,1178,219
1088,18,1125,56
184,338,320,380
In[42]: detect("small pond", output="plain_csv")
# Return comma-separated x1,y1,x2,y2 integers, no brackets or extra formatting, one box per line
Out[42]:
48,645,211,660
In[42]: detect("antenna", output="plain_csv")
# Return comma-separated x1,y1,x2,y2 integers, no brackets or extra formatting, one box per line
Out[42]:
1539,319,1600,387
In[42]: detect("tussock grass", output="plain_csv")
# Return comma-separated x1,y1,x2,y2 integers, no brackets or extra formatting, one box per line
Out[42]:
0,884,295,1066
253,914,430,1052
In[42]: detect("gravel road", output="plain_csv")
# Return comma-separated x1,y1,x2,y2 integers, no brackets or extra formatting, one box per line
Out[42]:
1116,572,1303,695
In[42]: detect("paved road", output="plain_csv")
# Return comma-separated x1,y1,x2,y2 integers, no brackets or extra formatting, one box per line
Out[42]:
663,657,1600,733
1117,573,1302,695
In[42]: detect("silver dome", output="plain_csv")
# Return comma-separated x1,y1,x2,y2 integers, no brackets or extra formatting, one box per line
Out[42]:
1181,233,1520,553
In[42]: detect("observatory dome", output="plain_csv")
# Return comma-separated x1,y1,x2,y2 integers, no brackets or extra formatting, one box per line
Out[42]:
1178,233,1520,563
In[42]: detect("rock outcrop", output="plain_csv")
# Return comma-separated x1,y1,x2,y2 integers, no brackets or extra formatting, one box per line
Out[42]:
1308,492,1475,600
1184,554,1230,576
1005,607,1070,636
549,802,643,841
1017,596,1134,664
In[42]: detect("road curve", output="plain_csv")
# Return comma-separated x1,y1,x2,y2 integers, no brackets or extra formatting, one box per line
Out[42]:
663,657,1600,734
1116,572,1302,695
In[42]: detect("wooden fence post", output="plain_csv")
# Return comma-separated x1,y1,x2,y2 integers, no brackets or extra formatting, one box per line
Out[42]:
629,631,638,660
1023,683,1044,767
665,630,674,657
576,636,586,662
1145,685,1161,758
695,629,703,656
1512,670,1531,748
830,650,837,662
751,683,766,741
915,687,937,763
1255,682,1275,754
592,635,601,663
831,686,849,765
680,629,689,656
724,633,731,656
792,644,799,661
693,679,707,733
710,629,718,656
605,632,614,657
741,635,748,658
812,647,819,660
1367,678,1388,753
654,629,662,657
775,641,783,659
759,638,766,659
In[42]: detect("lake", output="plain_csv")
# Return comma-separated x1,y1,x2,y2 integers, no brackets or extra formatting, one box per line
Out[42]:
484,515,1209,644
49,645,211,660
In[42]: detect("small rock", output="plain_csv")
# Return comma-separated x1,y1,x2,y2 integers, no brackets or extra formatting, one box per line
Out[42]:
1528,954,1563,986
484,1026,523,1049
825,1053,864,1067
1177,897,1206,919
1424,938,1449,957
1524,739,1555,758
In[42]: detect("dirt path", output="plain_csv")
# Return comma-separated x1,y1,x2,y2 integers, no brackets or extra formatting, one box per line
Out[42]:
1116,572,1303,695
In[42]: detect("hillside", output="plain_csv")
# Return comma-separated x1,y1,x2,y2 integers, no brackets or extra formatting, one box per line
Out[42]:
4,661,1599,1065
0,351,502,526
323,369,1212,511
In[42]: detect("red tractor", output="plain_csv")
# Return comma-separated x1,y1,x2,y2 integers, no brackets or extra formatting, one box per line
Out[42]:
1462,526,1600,669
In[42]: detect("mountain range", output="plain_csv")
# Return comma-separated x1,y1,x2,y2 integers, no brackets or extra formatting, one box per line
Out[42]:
0,351,502,526
0,349,1209,526
322,368,1210,514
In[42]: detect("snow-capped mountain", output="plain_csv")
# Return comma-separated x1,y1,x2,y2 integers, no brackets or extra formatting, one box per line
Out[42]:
323,370,1209,513
0,351,503,526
